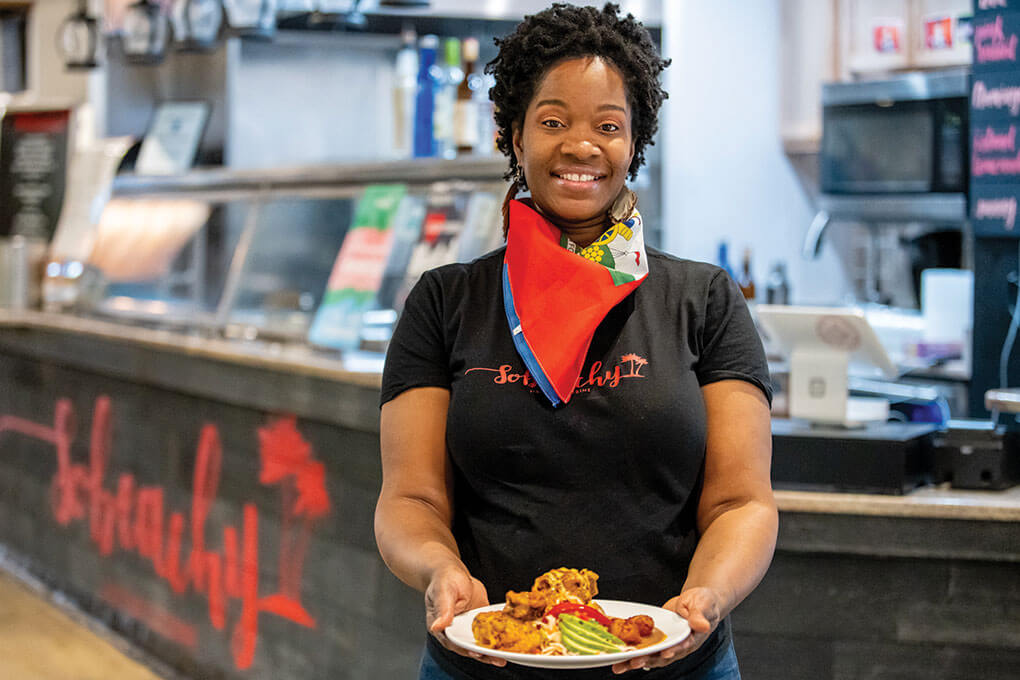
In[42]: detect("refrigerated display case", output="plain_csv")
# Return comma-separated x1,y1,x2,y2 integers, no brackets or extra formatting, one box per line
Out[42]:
75,156,507,355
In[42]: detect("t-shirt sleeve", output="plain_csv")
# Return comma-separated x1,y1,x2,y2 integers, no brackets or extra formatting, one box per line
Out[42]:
696,271,774,405
379,270,452,406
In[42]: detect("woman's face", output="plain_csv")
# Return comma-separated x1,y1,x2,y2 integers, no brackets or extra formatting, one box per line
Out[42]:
512,56,635,242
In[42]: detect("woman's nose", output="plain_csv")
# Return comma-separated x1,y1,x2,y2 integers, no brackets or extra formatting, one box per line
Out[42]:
561,131,599,158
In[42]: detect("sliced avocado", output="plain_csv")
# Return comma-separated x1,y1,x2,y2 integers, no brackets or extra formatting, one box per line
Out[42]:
560,627,620,654
561,634,609,655
558,615,625,646
558,614,619,641
558,614,625,653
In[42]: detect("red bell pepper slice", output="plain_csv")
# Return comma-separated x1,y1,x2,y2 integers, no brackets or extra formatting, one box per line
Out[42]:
547,602,613,628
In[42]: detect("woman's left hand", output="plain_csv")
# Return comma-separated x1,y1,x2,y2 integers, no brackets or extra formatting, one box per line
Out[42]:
611,587,724,674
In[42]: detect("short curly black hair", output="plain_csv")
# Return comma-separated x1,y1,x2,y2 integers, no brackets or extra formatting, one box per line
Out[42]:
485,2,670,184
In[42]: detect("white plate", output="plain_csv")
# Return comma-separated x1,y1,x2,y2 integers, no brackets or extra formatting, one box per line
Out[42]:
444,599,691,670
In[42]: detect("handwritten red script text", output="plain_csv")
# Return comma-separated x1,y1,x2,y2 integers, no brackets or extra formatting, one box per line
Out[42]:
0,396,331,670
466,353,650,393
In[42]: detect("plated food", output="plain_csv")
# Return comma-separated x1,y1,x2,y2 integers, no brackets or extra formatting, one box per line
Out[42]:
469,568,667,656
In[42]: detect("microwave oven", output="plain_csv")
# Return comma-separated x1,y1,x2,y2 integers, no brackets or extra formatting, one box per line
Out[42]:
820,70,969,196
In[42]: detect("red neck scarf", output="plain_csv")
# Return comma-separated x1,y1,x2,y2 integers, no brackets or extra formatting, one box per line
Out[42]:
502,199,648,406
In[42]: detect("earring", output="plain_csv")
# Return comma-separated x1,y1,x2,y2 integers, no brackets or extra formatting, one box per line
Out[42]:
501,167,524,239
608,185,638,224
515,166,527,191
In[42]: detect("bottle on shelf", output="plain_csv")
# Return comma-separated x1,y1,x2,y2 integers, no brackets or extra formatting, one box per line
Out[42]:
738,247,756,300
475,72,497,156
393,27,418,158
434,37,463,160
414,34,440,158
765,261,790,305
717,241,735,280
455,37,481,155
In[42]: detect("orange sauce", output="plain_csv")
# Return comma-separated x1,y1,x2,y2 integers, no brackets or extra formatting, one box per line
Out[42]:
634,628,667,649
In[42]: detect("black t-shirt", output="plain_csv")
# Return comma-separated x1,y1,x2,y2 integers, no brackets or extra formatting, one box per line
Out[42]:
381,246,771,680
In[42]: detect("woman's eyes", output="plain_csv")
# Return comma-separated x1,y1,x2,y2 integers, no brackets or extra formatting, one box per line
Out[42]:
539,120,622,133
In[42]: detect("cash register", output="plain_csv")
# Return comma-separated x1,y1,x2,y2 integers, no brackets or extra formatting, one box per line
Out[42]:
758,306,940,494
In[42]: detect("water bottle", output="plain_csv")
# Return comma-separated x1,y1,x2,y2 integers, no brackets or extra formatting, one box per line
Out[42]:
393,27,418,158
414,35,440,158
434,37,463,160
766,262,790,305
717,241,735,279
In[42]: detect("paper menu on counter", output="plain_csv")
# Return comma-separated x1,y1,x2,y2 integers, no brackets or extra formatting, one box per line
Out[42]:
389,187,501,312
308,184,408,352
375,194,427,313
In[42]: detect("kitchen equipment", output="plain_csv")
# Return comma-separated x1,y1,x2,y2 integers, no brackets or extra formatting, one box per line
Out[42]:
934,419,1019,490
820,69,968,197
805,70,970,262
930,390,1020,490
772,418,937,494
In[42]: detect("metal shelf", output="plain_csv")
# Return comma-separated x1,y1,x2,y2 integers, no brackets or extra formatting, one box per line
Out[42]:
816,193,967,224
111,156,510,198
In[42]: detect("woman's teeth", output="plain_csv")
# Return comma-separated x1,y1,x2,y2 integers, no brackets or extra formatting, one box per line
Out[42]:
559,173,599,182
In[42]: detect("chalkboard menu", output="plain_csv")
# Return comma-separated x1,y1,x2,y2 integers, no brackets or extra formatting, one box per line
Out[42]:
969,0,1020,415
969,2,1020,236
0,108,71,241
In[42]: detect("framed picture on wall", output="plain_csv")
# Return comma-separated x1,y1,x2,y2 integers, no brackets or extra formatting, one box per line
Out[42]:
135,100,210,176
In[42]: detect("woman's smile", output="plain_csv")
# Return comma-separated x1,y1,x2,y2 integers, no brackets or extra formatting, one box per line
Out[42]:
552,168,607,191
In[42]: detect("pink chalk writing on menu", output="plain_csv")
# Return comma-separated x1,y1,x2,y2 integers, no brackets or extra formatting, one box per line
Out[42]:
975,197,1018,230
974,126,1017,153
975,16,1019,63
979,0,1008,10
972,152,1020,176
0,397,331,671
973,126,1020,177
972,81,1020,115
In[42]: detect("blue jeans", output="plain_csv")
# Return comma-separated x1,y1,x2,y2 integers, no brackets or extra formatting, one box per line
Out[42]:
418,639,741,680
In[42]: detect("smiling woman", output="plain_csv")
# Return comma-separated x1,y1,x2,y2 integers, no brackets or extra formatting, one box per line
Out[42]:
375,5,778,680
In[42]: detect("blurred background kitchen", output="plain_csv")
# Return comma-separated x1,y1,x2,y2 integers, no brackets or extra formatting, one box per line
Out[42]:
0,1,1018,680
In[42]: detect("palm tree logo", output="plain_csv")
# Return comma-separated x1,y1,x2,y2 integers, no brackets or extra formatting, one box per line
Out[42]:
257,416,331,613
620,353,648,378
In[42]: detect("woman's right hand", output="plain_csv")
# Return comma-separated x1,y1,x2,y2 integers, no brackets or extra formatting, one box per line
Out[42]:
425,564,507,667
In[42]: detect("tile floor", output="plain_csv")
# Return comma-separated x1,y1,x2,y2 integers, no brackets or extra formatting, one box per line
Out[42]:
0,569,165,680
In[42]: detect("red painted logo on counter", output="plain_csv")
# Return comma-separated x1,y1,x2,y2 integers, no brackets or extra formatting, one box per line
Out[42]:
0,397,331,671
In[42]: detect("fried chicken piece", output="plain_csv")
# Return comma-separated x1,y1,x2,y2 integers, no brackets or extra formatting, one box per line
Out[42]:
472,611,545,654
503,589,550,620
629,614,655,637
531,568,599,605
609,615,657,645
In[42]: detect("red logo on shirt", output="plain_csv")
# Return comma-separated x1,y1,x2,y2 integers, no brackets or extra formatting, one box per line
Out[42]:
465,354,648,394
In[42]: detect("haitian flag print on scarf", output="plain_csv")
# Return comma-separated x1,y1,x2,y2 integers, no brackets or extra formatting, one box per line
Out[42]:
502,199,649,407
